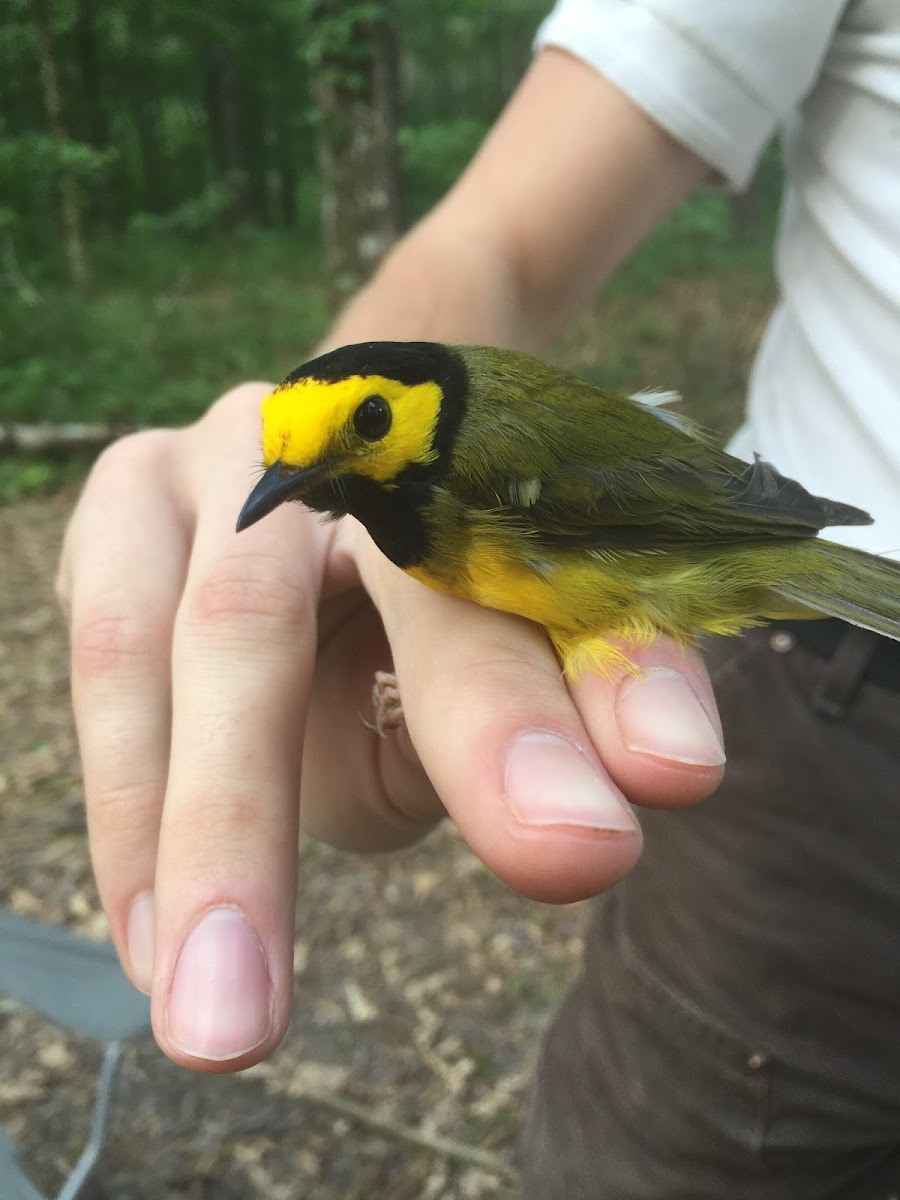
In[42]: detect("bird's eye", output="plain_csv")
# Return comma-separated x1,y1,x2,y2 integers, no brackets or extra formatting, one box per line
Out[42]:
353,394,392,442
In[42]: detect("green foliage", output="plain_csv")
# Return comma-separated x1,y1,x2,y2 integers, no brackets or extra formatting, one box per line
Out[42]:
400,117,491,216
0,0,781,508
1,229,330,428
607,184,777,302
129,182,238,237
398,0,541,126
0,133,113,181
301,1,387,70
1,0,547,278
0,457,90,505
1,0,321,267
0,181,776,437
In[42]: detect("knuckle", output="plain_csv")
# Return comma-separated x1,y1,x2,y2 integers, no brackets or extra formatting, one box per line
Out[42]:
186,551,314,631
72,609,168,677
166,790,272,872
91,428,176,484
437,640,560,707
88,774,160,839
59,430,178,614
190,789,262,838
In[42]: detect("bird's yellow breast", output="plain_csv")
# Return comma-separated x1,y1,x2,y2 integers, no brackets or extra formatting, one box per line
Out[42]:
406,530,785,677
407,538,666,676
409,543,562,625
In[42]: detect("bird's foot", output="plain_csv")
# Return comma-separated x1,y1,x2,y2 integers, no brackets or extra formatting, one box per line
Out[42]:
360,670,405,738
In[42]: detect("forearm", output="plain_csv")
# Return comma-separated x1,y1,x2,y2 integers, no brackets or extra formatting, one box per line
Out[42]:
321,49,709,355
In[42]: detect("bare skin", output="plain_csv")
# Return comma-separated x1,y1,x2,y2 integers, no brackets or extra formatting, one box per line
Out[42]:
58,50,722,1073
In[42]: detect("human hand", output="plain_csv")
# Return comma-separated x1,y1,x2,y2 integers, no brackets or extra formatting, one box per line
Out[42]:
58,382,725,1073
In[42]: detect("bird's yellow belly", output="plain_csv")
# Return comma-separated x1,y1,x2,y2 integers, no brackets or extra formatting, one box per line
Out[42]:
408,541,672,676
406,536,785,678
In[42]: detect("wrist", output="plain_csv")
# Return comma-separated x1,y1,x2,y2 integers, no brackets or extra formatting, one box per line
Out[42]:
316,214,535,353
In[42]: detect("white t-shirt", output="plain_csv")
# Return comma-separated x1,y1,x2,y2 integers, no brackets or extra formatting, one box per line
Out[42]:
536,0,900,557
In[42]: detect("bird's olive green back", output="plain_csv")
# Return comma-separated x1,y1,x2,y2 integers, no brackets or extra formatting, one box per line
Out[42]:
448,345,869,549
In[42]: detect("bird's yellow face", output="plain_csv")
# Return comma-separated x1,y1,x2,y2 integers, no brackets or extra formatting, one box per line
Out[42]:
237,341,467,537
260,372,444,484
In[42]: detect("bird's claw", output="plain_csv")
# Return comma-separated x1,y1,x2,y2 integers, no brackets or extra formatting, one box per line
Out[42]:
360,670,406,738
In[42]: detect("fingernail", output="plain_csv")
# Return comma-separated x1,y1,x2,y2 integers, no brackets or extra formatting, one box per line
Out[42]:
504,732,638,832
616,667,726,766
167,907,272,1061
126,891,155,994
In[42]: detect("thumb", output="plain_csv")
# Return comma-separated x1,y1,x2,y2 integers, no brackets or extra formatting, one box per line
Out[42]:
569,638,726,809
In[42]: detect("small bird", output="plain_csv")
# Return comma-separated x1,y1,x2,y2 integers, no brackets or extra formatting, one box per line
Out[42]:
237,341,900,680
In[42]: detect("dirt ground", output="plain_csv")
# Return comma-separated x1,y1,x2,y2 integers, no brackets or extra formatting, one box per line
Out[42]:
0,489,589,1199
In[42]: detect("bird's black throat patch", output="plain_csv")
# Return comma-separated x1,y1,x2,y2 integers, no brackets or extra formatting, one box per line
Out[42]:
302,474,433,569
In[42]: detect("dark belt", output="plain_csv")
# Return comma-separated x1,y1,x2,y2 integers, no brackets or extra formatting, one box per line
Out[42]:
774,618,900,716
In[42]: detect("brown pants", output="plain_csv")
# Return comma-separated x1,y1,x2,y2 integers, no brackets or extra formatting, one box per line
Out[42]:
523,626,900,1199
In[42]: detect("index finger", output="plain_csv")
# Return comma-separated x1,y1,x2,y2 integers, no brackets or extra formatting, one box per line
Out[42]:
150,387,327,1069
62,430,188,990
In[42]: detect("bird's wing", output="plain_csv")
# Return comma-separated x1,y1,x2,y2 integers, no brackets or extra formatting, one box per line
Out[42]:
500,451,871,550
452,358,870,548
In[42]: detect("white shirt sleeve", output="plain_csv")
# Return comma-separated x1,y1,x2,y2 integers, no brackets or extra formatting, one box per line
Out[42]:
534,0,849,188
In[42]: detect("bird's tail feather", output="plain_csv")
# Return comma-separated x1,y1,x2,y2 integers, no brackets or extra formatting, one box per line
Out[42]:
771,541,900,641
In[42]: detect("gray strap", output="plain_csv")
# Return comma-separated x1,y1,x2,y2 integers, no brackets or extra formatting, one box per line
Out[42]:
0,1131,45,1200
0,914,153,1199
0,912,150,1040
56,1041,124,1200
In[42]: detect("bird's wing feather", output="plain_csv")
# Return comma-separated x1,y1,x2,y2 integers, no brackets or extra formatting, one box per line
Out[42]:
515,452,871,550
453,350,871,548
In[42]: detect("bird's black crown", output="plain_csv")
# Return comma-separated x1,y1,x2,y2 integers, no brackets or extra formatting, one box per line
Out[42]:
282,340,466,393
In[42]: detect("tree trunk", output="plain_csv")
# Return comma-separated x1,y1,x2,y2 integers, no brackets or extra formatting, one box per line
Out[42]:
76,0,108,149
240,65,269,225
205,42,245,226
272,88,298,227
311,0,403,308
128,3,166,214
131,85,164,213
76,0,113,227
31,0,91,291
276,134,299,227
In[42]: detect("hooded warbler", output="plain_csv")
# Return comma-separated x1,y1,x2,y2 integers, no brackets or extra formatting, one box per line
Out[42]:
236,341,900,677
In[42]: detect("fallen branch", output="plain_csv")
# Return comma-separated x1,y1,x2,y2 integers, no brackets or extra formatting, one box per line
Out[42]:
0,422,132,458
294,1084,519,1183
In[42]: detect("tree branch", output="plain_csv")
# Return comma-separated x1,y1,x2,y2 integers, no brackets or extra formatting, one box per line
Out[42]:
293,1085,519,1183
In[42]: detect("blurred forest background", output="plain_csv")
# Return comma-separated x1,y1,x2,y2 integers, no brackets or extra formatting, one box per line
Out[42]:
2,0,781,498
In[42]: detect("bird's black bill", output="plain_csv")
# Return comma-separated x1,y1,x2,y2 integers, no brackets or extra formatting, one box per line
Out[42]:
236,459,332,532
